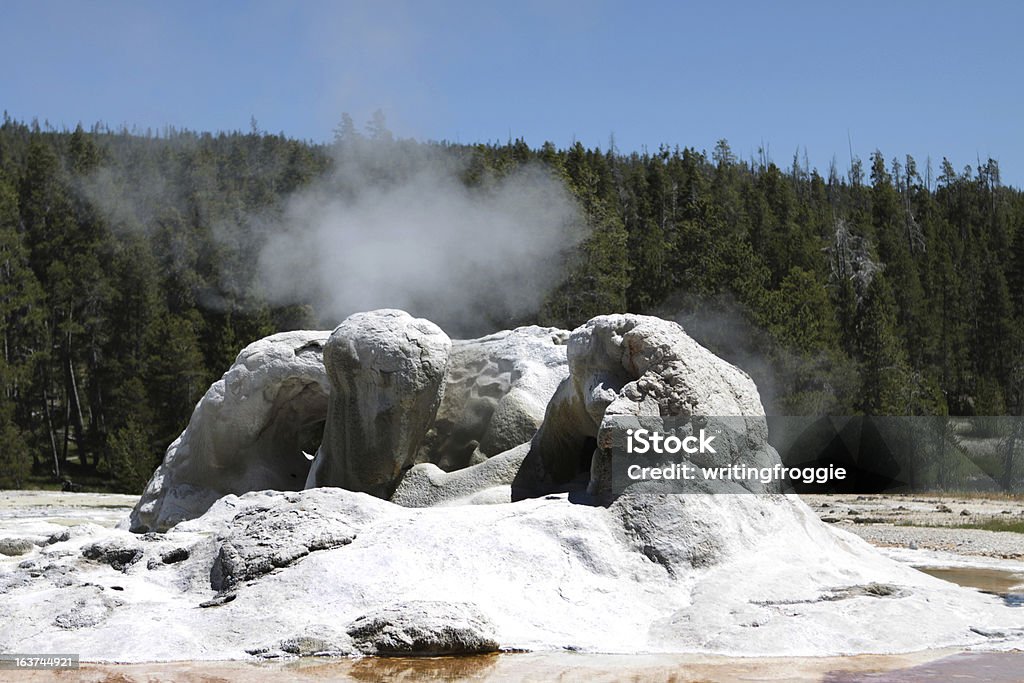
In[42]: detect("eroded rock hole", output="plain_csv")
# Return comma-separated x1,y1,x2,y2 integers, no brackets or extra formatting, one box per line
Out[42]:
297,419,326,468
578,436,597,475
249,379,329,492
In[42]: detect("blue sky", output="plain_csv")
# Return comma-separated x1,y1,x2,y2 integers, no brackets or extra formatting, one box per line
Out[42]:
3,1,1022,186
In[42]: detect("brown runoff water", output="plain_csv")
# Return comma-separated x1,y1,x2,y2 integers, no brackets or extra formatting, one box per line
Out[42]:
0,650,1011,683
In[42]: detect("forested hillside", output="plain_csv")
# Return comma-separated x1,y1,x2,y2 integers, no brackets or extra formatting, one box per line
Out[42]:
1,114,1022,492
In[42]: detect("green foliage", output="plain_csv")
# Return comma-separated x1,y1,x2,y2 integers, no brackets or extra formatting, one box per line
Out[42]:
0,419,31,489
881,416,974,491
768,268,839,354
956,518,1024,534
854,274,911,414
1,116,1023,492
1010,225,1024,317
102,420,152,494
144,312,208,446
974,379,1007,429
0,174,45,484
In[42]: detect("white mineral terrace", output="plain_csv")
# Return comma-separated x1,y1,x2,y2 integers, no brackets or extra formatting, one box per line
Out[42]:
0,312,1022,663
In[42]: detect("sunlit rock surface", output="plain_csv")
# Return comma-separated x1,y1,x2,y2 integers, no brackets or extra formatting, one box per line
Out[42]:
2,488,1024,661
390,442,529,507
131,315,570,530
304,310,452,497
513,314,781,500
42,310,1016,662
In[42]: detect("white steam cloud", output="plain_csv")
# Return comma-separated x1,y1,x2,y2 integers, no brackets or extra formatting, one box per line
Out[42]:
254,139,585,334
76,134,586,336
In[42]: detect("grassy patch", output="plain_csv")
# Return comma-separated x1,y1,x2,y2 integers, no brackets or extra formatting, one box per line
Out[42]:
892,519,1024,534
910,491,1024,502
957,519,1024,534
19,458,122,494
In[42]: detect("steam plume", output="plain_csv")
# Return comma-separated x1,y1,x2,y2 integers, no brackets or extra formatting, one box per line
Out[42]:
254,136,585,335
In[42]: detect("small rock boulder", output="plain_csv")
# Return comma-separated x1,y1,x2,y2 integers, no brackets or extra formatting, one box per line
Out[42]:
0,538,34,557
81,540,143,572
346,601,500,656
53,586,122,629
248,625,355,658
209,489,388,591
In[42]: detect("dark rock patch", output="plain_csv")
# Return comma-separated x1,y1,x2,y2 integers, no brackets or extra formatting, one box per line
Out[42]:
82,540,143,572
199,591,236,608
161,547,190,564
346,601,499,656
209,498,364,591
0,538,34,556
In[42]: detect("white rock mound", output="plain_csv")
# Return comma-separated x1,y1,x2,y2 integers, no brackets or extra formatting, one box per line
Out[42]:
305,310,452,498
129,331,331,533
64,310,1017,663
513,314,781,500
130,316,570,530
2,487,1022,661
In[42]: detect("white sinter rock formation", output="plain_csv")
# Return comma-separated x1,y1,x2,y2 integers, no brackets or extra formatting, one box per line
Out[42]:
130,313,570,530
11,310,1009,661
129,330,331,533
416,325,569,471
3,486,1023,661
303,310,452,498
513,314,782,501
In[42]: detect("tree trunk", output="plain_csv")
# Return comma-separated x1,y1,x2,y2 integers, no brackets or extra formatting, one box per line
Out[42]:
87,343,105,468
1003,421,1021,492
61,380,71,468
41,385,60,479
67,355,87,464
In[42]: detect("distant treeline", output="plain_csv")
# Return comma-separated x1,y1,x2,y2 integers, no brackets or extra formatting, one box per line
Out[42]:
1,114,1022,492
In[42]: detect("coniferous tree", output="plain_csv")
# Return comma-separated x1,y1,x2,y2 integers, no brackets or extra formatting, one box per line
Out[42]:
2,119,1024,492
855,273,911,415
0,176,43,484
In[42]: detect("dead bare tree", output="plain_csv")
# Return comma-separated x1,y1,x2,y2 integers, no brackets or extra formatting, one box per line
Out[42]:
826,217,881,302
